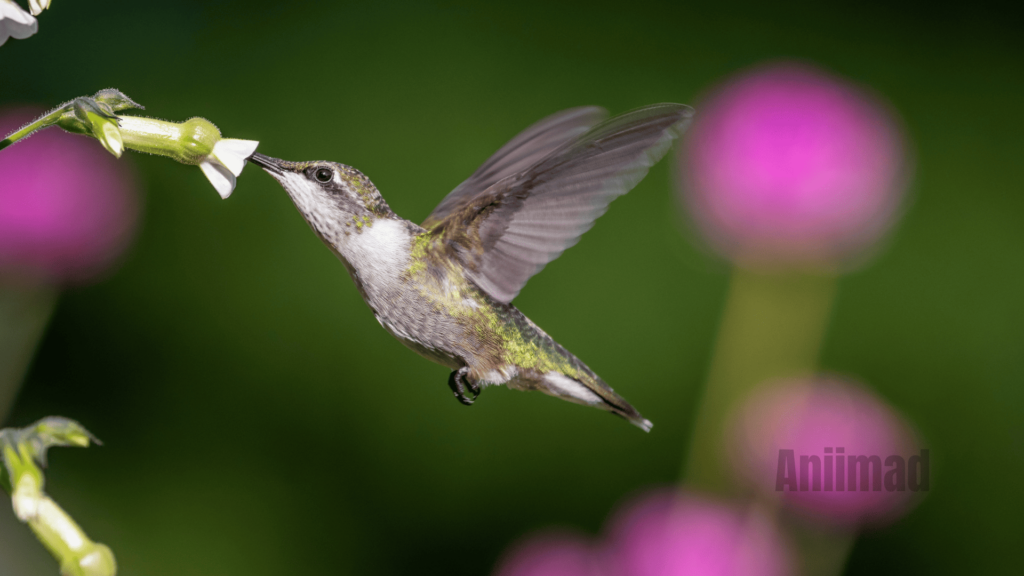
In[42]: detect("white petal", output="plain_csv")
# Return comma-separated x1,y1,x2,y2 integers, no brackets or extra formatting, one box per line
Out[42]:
1,0,36,25
0,0,38,45
200,160,236,199
210,138,259,176
28,0,42,16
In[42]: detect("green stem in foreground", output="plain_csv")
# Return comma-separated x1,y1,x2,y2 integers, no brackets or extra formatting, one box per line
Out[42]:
0,418,115,576
682,267,837,492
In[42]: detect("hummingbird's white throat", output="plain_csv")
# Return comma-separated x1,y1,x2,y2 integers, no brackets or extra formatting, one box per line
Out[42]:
272,169,412,301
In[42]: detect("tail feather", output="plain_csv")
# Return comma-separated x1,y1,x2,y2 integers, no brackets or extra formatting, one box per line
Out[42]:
539,370,653,432
500,304,652,431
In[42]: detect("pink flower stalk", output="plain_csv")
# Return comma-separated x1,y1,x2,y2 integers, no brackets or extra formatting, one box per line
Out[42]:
0,107,139,284
605,489,792,576
680,63,910,268
493,529,602,576
729,376,921,528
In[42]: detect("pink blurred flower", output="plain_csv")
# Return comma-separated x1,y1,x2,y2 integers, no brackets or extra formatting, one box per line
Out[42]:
0,107,140,284
605,489,792,576
729,376,922,528
680,62,910,268
493,529,602,576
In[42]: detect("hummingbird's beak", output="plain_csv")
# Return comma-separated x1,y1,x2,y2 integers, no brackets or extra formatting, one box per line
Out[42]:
247,152,285,175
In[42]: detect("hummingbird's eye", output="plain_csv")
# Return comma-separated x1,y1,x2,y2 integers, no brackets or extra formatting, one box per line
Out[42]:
314,167,334,183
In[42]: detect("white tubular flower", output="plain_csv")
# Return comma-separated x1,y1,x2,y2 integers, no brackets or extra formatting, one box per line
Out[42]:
200,138,260,199
115,115,259,199
1,418,115,576
0,0,37,46
6,91,260,199
28,0,49,16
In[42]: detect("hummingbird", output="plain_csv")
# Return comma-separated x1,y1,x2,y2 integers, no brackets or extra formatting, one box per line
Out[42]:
248,103,693,431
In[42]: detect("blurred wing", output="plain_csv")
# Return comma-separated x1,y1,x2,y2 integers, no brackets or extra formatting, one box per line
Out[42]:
436,103,694,303
423,106,607,228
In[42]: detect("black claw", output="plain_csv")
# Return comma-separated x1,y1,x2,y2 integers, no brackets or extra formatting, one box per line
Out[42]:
448,367,479,406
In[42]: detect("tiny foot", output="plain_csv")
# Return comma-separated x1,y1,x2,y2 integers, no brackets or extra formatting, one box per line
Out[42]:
448,366,480,406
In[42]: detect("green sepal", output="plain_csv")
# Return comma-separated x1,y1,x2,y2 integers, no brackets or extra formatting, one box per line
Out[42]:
93,89,145,113
53,98,123,157
0,417,98,485
71,97,116,124
21,417,99,465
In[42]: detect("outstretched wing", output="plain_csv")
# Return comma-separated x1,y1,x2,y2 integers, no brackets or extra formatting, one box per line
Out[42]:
430,103,694,304
422,106,608,228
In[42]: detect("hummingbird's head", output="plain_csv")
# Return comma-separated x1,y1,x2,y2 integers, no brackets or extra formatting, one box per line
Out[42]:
248,153,394,240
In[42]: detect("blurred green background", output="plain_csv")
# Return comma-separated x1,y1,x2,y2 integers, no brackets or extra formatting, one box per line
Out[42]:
1,0,1022,574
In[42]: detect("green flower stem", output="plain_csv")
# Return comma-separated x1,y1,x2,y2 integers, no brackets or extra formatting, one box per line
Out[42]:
682,267,837,492
117,115,221,165
0,107,66,151
0,284,58,424
681,268,857,576
1,418,115,576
